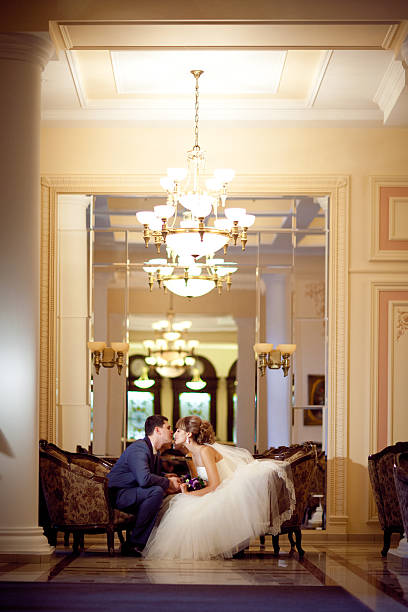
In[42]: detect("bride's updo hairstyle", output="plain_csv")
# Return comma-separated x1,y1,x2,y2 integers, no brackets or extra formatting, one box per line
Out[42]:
176,415,215,445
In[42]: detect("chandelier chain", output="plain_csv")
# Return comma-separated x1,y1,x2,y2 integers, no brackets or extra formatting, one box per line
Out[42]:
194,73,200,151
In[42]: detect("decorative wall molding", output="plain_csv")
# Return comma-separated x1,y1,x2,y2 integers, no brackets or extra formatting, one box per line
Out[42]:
396,309,408,340
370,176,408,260
40,172,349,533
304,281,325,318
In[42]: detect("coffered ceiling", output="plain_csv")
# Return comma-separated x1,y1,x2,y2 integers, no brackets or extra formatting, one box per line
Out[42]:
41,19,408,124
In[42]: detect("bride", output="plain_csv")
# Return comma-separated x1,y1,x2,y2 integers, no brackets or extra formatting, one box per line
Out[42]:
143,415,295,560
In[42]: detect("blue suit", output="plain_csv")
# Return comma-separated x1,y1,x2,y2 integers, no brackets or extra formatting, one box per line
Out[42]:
107,437,169,548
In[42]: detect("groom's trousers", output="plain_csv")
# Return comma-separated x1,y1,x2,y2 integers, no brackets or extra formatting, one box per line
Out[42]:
115,485,165,548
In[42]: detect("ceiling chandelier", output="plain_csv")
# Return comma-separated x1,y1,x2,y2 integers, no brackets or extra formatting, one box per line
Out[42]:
143,255,238,298
136,70,255,261
143,305,198,378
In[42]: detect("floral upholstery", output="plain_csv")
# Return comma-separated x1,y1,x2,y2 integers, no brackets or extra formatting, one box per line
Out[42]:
394,453,408,539
39,441,135,555
368,442,408,556
256,443,317,557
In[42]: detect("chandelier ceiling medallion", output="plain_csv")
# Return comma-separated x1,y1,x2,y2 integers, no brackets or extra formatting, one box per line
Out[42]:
143,305,199,378
136,70,255,287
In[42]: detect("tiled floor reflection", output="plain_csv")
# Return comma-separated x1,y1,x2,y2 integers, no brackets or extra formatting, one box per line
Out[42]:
1,536,408,611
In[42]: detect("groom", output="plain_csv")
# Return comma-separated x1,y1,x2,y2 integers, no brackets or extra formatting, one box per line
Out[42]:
107,415,180,556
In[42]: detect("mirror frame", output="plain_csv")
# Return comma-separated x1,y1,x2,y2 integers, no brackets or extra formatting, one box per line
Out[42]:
40,172,349,534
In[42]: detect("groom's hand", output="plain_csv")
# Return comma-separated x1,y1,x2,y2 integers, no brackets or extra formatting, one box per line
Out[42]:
166,475,181,494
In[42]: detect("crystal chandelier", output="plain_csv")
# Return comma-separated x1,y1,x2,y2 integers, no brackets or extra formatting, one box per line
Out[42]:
143,255,238,298
136,70,255,261
143,306,198,378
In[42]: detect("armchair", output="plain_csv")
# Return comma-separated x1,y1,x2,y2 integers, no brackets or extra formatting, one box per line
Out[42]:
368,442,408,556
256,442,318,558
39,442,135,555
393,452,408,542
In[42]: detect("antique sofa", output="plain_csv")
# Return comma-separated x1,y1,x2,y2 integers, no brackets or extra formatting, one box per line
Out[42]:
39,440,135,555
368,442,408,556
256,442,318,558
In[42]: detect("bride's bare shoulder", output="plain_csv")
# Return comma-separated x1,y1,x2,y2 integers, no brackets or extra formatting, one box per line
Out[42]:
201,444,222,462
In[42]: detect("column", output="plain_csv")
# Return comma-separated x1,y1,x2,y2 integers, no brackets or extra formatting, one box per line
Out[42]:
92,269,109,455
0,33,54,556
57,194,92,451
235,317,256,452
264,273,291,448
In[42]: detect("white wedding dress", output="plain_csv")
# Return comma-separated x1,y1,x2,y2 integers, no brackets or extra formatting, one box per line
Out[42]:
143,443,295,560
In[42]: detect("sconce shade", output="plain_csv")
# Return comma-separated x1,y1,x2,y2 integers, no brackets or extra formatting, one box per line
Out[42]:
253,343,273,355
276,344,296,355
111,342,130,353
88,341,106,352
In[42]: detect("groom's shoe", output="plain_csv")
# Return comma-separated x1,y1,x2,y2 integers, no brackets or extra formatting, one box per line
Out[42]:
120,541,143,557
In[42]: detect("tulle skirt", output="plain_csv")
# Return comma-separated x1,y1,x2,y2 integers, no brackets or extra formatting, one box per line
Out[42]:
143,459,295,561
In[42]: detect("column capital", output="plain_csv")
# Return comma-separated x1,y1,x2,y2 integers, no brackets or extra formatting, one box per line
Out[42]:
0,33,54,70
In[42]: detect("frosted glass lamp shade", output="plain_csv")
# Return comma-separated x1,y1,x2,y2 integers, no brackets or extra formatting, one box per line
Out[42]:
136,211,156,225
239,214,255,228
111,342,129,353
166,231,228,258
88,341,106,352
276,344,296,355
154,205,175,219
224,207,246,222
164,278,216,298
160,176,175,191
254,343,273,355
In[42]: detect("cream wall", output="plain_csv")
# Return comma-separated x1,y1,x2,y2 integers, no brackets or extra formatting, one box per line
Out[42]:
41,124,408,533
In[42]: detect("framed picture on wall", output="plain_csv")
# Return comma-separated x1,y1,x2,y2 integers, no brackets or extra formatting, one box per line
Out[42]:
304,374,325,426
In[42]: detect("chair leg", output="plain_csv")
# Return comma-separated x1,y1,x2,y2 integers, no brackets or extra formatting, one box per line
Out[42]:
117,530,125,545
287,531,296,551
381,528,392,557
260,534,265,548
44,527,58,547
294,528,305,558
72,532,81,553
79,532,85,551
64,531,70,547
272,534,280,556
107,528,115,557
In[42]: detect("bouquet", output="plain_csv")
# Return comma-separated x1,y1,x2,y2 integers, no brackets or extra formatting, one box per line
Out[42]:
180,475,206,491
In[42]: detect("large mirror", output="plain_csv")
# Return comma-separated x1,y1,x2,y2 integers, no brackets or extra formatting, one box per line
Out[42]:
73,191,328,527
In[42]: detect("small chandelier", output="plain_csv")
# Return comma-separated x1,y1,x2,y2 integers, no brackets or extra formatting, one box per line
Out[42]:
253,343,296,377
88,341,129,375
143,307,198,378
136,70,255,260
186,368,207,391
134,366,155,389
143,255,238,298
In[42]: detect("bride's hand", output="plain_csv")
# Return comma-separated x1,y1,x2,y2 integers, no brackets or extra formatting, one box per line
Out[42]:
180,483,189,495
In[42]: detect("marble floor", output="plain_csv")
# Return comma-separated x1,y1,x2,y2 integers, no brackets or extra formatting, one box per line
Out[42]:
1,535,408,611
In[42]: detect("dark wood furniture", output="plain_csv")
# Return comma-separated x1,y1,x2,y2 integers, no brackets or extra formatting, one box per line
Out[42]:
368,442,408,556
39,440,134,555
256,442,317,558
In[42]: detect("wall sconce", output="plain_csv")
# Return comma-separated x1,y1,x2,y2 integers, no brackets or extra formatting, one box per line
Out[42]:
253,343,296,377
88,341,130,375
